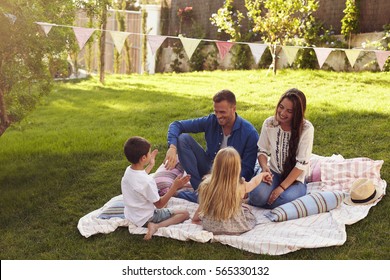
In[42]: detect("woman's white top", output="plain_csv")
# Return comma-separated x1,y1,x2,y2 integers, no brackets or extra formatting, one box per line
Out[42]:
257,116,314,183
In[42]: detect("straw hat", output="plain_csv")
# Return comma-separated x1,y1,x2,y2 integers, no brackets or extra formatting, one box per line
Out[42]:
344,178,383,205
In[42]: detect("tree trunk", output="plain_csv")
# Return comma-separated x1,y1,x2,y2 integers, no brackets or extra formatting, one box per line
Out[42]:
0,87,10,137
99,6,108,85
272,44,278,75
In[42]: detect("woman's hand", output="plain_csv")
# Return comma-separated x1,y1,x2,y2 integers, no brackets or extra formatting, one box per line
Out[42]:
267,186,284,205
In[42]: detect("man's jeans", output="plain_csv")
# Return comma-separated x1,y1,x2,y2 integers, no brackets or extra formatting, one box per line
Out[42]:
175,134,212,203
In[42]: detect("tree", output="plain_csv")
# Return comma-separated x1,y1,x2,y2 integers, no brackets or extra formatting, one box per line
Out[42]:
212,0,319,74
341,0,360,49
0,0,75,136
249,0,318,74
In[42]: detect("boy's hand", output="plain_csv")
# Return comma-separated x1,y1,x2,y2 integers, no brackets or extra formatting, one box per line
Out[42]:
149,149,158,167
172,174,191,190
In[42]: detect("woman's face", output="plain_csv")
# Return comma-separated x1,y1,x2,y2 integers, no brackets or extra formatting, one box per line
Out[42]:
276,98,294,128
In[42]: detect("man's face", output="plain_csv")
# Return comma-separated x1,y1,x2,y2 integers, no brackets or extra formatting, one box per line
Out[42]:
213,100,236,127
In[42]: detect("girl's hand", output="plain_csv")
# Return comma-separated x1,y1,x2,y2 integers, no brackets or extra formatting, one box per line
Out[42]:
262,171,273,185
267,186,284,205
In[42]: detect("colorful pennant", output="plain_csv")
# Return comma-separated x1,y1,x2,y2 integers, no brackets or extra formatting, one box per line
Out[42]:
215,41,234,61
374,50,390,71
109,31,130,53
72,27,95,50
282,46,300,66
4,13,17,24
147,35,167,56
344,49,361,68
247,43,267,64
36,22,56,36
314,47,333,68
179,36,201,60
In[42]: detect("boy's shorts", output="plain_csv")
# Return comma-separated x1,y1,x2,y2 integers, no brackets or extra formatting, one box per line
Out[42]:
144,208,173,226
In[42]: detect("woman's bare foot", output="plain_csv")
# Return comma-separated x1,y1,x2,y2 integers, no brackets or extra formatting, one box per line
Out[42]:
144,222,159,240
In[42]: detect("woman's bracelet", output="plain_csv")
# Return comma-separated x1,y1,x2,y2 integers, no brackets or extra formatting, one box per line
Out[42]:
279,185,286,191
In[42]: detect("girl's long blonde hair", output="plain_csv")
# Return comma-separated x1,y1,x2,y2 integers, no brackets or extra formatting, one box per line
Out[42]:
198,147,243,221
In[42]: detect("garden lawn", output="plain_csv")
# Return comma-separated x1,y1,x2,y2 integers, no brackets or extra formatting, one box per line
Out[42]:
0,69,389,259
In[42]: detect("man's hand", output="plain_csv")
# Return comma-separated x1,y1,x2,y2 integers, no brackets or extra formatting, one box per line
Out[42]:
164,145,177,170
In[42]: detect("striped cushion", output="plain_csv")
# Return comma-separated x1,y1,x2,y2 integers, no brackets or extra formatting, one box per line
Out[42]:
97,200,125,219
265,191,345,222
152,162,185,196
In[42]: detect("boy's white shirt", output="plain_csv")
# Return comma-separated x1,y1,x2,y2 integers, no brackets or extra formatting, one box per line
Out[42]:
121,166,160,227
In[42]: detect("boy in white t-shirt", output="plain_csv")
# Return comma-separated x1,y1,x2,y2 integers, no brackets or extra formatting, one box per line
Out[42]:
121,136,190,240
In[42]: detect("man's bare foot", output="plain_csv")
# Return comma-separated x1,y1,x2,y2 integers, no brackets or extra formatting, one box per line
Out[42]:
144,222,159,240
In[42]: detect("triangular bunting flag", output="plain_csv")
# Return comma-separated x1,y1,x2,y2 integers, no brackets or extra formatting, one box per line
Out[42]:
282,46,300,65
344,49,361,68
247,43,267,64
314,47,333,68
36,22,56,36
147,35,167,56
215,41,234,60
109,31,130,54
374,50,390,71
72,27,95,50
179,36,201,60
4,13,17,24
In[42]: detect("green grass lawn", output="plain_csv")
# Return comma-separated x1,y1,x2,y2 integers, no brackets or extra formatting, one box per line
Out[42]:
0,69,389,259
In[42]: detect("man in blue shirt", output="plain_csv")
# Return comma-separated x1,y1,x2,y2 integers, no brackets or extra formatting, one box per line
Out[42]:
164,89,259,203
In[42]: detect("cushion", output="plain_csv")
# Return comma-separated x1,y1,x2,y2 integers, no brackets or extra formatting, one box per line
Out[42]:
320,158,384,192
152,161,187,196
97,200,125,219
306,154,344,183
265,191,345,222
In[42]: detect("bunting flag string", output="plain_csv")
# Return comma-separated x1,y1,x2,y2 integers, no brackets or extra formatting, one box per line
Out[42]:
282,46,300,66
215,41,234,60
374,50,390,71
109,31,131,53
247,43,267,64
3,20,385,71
36,22,56,36
344,49,362,68
179,36,201,60
147,35,167,56
314,47,333,68
72,27,95,50
4,13,17,24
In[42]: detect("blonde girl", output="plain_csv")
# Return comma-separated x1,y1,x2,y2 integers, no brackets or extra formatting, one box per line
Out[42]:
192,147,272,235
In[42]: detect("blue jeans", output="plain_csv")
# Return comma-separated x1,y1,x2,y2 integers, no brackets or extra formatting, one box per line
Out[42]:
176,134,213,203
248,170,307,209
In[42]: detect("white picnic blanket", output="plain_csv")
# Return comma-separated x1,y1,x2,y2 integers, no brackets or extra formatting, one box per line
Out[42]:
77,156,386,255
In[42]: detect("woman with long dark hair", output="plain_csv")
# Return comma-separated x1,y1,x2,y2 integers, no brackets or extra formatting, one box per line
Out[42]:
248,88,314,209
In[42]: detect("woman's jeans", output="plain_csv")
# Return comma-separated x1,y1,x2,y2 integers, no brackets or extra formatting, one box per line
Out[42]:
248,170,307,209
